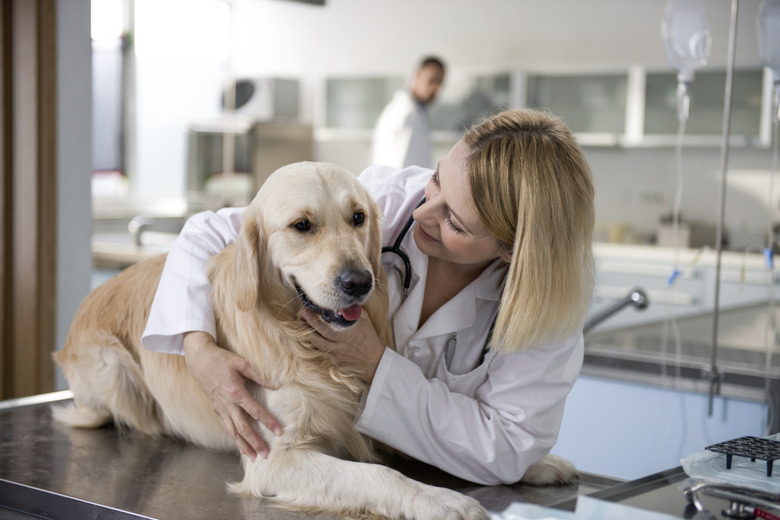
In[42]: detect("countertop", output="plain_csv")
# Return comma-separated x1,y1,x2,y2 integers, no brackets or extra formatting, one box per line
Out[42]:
593,242,773,270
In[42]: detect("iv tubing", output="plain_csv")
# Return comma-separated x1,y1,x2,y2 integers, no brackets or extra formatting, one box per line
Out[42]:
660,93,688,388
656,107,692,459
708,0,739,416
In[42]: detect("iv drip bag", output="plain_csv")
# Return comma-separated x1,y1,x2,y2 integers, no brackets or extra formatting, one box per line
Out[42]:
662,0,711,83
757,0,780,83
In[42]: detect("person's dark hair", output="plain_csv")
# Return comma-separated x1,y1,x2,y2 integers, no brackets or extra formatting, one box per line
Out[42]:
419,56,446,72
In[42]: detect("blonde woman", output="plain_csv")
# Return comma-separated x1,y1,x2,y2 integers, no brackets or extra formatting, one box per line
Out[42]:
142,108,595,486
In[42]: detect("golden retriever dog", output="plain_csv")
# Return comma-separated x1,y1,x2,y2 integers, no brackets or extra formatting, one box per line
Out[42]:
54,162,491,519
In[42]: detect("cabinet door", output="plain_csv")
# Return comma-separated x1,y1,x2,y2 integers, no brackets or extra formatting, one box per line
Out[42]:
525,73,628,135
325,77,403,129
644,69,764,138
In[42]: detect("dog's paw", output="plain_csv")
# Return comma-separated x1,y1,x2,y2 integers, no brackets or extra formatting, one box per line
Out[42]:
415,486,489,520
520,454,580,487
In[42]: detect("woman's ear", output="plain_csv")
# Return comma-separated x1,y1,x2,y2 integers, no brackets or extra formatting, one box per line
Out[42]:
233,208,263,312
500,246,513,264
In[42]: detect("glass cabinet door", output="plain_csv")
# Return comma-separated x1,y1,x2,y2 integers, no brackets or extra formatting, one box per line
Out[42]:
325,77,403,129
644,68,764,137
525,73,628,134
429,73,514,132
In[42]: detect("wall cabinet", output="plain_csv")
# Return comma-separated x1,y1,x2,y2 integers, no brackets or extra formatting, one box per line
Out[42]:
526,72,628,136
644,69,765,141
321,65,773,149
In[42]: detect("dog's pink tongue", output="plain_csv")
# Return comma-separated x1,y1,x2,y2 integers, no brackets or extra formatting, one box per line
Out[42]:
340,305,362,322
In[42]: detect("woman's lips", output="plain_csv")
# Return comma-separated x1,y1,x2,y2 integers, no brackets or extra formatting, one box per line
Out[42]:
417,224,438,242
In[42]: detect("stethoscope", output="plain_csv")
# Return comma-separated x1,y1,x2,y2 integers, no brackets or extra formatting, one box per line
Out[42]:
380,197,495,365
381,198,425,299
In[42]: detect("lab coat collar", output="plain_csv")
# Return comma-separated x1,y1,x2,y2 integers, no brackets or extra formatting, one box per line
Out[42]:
413,257,506,341
390,224,507,345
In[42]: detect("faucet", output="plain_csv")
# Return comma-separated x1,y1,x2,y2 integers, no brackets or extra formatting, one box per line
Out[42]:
128,216,152,247
583,288,649,334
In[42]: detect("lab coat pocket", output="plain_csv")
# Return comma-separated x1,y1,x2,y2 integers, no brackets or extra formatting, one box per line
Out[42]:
434,338,491,396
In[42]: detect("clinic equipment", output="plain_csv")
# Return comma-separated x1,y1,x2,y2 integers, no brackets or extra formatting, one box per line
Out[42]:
705,436,780,477
684,481,780,520
659,0,711,399
660,0,710,280
661,0,711,122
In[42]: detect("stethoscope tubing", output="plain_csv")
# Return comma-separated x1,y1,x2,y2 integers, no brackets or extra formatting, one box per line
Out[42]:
381,198,425,293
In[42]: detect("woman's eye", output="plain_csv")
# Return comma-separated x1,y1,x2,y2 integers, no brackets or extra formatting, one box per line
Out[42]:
353,212,365,227
431,171,440,185
445,217,465,235
293,220,312,232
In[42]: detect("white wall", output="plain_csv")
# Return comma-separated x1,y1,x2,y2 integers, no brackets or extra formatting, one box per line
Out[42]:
130,0,774,248
130,0,230,209
588,145,776,249
227,0,771,249
229,0,761,74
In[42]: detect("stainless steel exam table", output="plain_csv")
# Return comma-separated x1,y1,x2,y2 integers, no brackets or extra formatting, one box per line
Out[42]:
0,391,625,520
4,391,763,520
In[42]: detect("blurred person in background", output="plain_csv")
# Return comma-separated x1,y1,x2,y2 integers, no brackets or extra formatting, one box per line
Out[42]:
371,56,446,169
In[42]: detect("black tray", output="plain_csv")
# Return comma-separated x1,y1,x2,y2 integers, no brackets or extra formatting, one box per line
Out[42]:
706,436,780,477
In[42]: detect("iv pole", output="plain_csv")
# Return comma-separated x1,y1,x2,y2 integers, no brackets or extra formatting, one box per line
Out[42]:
708,0,739,416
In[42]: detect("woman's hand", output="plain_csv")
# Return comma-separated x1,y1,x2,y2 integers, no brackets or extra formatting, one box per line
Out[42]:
182,331,283,460
300,309,386,383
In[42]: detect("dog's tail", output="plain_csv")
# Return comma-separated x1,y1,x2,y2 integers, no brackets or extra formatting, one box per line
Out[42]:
52,334,164,435
51,400,112,429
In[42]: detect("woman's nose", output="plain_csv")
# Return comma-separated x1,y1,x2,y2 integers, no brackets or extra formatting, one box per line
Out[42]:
413,198,440,224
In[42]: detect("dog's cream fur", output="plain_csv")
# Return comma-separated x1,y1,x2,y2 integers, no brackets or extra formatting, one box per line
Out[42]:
55,162,502,519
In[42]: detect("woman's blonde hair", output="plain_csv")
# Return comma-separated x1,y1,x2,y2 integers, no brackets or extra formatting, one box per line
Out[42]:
464,109,595,353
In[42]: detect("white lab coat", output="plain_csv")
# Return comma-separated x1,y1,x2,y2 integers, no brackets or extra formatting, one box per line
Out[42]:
142,165,584,486
371,90,433,169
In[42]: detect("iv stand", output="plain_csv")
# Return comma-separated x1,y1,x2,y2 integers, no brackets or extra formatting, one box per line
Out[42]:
708,0,739,416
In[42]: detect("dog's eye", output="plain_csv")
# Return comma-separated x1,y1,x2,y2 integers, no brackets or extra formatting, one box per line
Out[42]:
293,220,312,232
353,212,365,227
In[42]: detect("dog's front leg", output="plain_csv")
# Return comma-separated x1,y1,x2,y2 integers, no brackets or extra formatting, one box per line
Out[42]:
230,449,488,520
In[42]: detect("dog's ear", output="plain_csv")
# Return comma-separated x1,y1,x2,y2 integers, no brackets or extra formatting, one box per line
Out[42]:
366,196,384,284
233,207,264,312
364,197,393,348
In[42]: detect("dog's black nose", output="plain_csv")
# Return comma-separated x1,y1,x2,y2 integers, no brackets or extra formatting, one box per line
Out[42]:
337,269,373,297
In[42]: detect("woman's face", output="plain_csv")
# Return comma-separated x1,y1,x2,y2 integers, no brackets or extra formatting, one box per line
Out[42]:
412,139,509,270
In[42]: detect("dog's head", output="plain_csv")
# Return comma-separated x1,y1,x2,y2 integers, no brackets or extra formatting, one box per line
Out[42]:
232,162,385,331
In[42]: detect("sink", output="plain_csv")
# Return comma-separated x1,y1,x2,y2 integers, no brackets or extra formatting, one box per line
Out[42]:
583,303,780,433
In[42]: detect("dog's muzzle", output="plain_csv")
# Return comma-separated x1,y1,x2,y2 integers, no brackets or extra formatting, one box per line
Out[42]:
295,284,365,328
